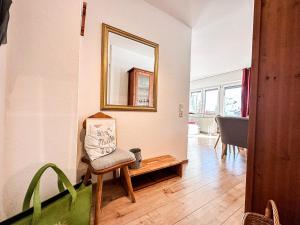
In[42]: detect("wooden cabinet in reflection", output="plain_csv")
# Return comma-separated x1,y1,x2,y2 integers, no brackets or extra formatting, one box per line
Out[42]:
128,68,154,107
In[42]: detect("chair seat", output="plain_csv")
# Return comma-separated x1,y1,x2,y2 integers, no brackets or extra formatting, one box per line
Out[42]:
87,149,136,171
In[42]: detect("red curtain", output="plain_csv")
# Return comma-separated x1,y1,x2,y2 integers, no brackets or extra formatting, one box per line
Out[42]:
241,68,251,117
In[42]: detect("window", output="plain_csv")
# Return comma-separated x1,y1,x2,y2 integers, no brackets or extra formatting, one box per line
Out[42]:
204,89,219,114
189,91,202,113
223,86,242,117
190,83,242,116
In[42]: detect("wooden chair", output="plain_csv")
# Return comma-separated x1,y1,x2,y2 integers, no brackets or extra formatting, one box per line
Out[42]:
81,112,136,225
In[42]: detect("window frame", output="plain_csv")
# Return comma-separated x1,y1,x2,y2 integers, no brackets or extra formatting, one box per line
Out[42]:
189,90,203,114
203,87,220,116
189,81,242,117
222,83,242,117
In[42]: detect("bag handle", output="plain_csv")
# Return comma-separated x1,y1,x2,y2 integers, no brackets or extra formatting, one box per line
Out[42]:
265,200,280,225
22,163,77,225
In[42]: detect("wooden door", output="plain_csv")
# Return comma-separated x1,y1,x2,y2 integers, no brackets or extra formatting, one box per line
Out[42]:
246,0,300,224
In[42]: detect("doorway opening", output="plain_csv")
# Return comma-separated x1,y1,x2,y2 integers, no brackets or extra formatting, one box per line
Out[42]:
186,1,254,222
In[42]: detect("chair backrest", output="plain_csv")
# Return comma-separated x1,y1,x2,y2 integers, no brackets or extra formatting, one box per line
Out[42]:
215,115,248,148
84,113,117,144
80,112,114,146
83,112,112,129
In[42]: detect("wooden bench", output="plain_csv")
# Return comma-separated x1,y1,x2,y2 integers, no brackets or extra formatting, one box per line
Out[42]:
127,155,183,191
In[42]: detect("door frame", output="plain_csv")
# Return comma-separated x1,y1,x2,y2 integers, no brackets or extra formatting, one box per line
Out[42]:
245,0,262,212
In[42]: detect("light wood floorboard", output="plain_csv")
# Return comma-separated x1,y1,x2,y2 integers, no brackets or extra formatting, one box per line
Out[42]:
92,134,247,225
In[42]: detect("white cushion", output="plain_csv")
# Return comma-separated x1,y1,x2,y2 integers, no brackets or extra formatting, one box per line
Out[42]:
90,148,136,170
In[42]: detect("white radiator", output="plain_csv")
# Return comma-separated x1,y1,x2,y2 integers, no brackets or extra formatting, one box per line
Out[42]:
189,115,217,134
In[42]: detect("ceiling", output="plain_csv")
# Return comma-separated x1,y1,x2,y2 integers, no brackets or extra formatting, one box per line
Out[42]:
144,0,209,28
144,0,254,81
144,0,246,29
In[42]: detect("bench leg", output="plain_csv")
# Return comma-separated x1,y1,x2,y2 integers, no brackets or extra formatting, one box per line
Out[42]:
94,174,103,225
177,164,183,177
113,169,118,184
122,166,136,203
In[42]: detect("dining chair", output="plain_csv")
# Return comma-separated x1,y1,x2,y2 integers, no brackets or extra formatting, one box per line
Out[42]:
215,115,248,158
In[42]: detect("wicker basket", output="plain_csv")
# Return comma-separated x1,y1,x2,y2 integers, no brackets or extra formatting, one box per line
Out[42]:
243,200,280,225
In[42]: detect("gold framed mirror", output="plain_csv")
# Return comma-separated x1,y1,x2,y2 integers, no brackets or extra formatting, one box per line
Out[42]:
100,23,159,112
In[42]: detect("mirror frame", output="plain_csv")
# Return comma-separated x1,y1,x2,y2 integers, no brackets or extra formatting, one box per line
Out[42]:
100,23,159,112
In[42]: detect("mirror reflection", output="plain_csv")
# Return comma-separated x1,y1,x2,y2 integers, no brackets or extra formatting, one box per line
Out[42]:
107,33,155,107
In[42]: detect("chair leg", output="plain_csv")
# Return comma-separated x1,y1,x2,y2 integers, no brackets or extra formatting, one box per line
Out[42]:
83,167,91,185
214,134,221,150
229,145,233,154
122,166,136,203
233,146,236,158
222,143,227,158
94,174,103,225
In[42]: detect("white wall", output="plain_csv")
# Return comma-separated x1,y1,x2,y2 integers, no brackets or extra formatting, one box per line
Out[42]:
0,46,8,219
0,0,191,218
77,0,191,176
190,0,254,80
0,0,81,218
190,69,242,91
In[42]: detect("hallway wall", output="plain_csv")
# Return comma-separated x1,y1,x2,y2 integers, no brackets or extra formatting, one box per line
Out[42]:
0,45,8,219
0,0,81,218
77,0,192,177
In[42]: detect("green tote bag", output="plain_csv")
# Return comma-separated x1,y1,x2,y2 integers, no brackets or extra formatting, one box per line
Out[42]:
1,163,92,225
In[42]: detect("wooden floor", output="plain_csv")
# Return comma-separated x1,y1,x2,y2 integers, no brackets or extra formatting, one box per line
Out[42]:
94,134,247,225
